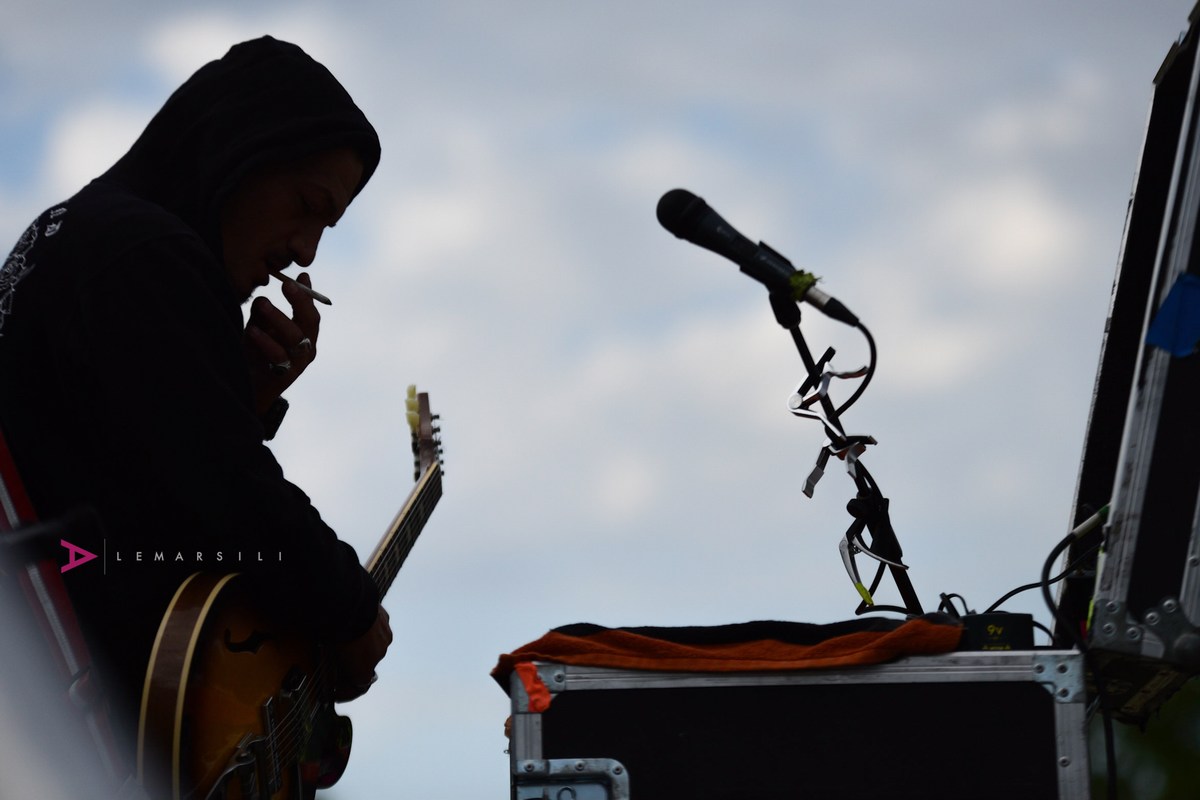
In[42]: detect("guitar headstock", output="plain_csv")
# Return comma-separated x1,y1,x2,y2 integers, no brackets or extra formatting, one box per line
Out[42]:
406,385,443,481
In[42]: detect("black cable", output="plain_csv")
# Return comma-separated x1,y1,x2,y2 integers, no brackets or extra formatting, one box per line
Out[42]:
852,560,912,617
1103,713,1118,800
1042,531,1085,648
938,593,972,618
835,322,877,415
984,538,1101,613
1030,618,1053,642
857,604,914,616
1040,526,1118,800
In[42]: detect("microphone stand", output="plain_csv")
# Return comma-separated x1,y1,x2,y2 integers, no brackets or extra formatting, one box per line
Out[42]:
767,291,924,616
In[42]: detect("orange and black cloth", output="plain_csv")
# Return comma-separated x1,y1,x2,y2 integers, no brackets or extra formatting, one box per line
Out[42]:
493,614,964,696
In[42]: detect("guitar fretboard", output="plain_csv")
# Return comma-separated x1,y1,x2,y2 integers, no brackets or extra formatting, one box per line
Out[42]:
365,462,442,597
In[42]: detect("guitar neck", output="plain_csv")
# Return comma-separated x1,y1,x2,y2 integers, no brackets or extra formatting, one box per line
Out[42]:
364,461,443,598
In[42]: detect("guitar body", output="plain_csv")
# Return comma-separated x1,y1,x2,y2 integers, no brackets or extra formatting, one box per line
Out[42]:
138,572,349,800
139,388,443,799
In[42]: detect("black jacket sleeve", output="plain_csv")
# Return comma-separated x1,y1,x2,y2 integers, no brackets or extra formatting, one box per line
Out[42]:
51,221,378,642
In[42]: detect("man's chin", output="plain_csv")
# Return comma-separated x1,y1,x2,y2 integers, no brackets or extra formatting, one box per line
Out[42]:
224,266,266,304
235,280,263,305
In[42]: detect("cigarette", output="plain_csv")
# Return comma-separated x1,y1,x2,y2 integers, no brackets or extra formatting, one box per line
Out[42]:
270,271,332,306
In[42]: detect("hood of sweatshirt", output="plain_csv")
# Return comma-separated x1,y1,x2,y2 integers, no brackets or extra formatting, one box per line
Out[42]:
101,35,381,258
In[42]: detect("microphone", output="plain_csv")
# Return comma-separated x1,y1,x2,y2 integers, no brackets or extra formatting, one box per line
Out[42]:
656,188,858,326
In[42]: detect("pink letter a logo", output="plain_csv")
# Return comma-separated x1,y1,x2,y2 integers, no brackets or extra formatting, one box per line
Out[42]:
60,539,98,573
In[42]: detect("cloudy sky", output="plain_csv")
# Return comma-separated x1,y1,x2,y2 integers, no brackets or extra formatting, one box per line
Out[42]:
1,2,1194,797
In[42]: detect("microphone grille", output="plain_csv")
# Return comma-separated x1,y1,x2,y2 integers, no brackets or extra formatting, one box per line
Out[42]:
656,188,707,238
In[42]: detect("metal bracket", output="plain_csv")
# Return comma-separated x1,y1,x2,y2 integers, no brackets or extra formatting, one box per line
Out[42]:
1031,653,1086,703
513,758,630,800
538,665,568,692
1092,597,1200,669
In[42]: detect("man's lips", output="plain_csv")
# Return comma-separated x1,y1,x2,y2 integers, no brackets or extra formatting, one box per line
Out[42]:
260,258,292,287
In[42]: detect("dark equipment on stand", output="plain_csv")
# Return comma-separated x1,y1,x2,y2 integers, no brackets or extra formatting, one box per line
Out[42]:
657,188,923,615
498,188,1092,800
501,9,1200,790
1061,3,1200,725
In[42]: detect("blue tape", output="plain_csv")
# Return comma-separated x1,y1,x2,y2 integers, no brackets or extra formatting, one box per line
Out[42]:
1146,273,1200,357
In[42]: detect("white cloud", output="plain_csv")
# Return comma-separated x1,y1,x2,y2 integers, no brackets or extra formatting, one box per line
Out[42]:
585,450,664,521
144,9,354,83
44,99,151,197
924,172,1089,294
145,16,261,81
879,318,998,395
966,65,1107,158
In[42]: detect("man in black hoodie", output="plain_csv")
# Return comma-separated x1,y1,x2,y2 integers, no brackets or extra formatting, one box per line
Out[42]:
0,36,390,778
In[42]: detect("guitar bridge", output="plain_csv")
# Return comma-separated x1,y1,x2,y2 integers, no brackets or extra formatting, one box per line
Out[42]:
200,693,290,800
200,734,266,800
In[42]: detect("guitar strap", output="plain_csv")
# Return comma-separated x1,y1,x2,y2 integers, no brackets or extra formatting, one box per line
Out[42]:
0,425,145,799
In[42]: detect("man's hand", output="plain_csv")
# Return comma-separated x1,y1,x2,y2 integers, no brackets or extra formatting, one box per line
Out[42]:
244,272,321,416
333,604,392,702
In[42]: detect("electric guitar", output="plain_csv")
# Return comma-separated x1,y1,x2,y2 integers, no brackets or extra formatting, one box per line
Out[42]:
137,386,443,800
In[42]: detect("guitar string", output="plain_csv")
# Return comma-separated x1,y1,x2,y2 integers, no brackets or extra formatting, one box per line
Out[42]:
207,438,443,786
375,490,437,593
267,476,442,765
264,478,442,769
374,472,441,595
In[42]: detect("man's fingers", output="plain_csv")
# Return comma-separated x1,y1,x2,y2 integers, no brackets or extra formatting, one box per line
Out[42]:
246,323,288,364
279,271,322,332
249,296,317,359
378,606,393,644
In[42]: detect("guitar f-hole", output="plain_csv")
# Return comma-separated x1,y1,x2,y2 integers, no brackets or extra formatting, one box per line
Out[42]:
223,627,272,654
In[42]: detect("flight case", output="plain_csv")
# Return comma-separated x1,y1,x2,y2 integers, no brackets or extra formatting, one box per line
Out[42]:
505,650,1090,800
1065,3,1200,722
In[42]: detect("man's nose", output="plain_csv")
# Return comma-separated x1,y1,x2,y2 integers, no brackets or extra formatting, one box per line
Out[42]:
290,229,322,267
